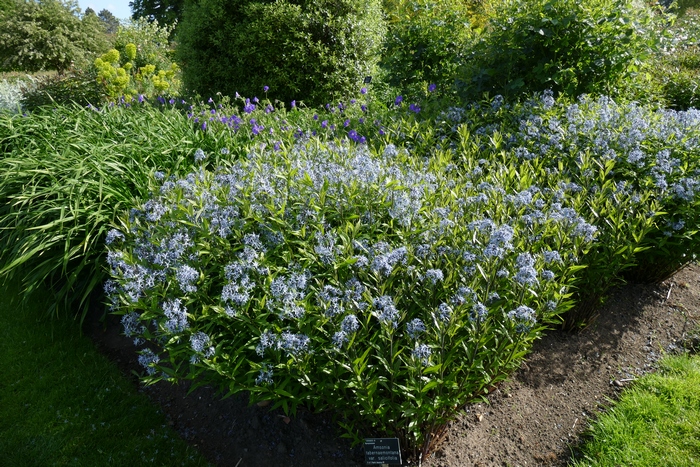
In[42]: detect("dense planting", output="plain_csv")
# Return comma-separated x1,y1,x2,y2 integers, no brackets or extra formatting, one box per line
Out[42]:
2,0,700,461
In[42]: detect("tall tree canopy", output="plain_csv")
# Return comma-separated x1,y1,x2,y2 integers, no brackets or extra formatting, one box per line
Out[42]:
0,0,108,73
129,0,183,28
98,9,120,34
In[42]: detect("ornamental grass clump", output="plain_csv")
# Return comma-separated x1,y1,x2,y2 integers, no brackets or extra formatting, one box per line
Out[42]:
0,102,212,322
106,137,598,458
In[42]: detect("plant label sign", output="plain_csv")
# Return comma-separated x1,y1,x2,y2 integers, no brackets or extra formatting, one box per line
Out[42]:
364,438,401,465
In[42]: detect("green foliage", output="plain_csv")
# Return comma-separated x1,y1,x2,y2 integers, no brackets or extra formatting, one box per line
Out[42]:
114,17,177,73
130,0,184,31
0,102,209,323
98,8,121,35
380,0,473,99
107,133,587,457
94,18,181,100
176,0,386,106
572,354,700,467
647,9,700,110
458,0,663,100
0,278,209,466
0,0,109,73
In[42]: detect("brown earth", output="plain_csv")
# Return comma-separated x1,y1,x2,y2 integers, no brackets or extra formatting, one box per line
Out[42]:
85,264,700,467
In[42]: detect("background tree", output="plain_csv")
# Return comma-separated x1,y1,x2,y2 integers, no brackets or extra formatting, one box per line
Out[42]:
129,0,183,29
98,9,120,35
0,0,109,73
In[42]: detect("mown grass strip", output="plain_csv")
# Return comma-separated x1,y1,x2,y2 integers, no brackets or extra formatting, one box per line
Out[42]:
0,278,209,466
571,353,700,467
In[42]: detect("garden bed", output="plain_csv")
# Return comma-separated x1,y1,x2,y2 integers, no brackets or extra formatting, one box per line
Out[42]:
85,264,700,466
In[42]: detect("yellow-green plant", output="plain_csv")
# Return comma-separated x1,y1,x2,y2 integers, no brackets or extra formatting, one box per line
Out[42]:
94,44,180,101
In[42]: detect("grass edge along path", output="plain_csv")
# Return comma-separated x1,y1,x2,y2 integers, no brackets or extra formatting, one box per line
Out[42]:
0,278,210,467
571,352,700,467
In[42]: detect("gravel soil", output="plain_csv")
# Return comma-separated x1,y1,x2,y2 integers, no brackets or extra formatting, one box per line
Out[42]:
85,264,700,467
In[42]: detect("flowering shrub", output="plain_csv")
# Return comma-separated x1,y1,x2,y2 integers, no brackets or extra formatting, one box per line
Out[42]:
92,18,180,102
440,92,700,326
106,133,601,456
0,78,25,113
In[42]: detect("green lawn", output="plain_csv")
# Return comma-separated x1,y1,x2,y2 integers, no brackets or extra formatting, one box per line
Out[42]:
571,353,700,467
0,279,209,466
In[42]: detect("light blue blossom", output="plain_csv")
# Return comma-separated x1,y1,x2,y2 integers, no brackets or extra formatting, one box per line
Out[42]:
412,343,431,366
105,229,125,245
255,364,273,385
406,318,426,339
422,269,444,285
175,265,199,293
138,348,160,375
163,298,189,333
373,295,400,328
190,331,215,358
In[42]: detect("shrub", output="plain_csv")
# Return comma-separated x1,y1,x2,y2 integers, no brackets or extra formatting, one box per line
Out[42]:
439,93,700,326
107,134,597,457
176,0,386,106
380,0,473,99
93,18,181,101
0,0,108,73
458,0,662,101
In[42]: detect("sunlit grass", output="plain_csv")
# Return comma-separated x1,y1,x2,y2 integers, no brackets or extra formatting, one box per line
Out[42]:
0,277,210,466
571,353,700,467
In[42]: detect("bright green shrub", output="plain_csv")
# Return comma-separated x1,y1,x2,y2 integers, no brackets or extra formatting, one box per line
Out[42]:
176,0,386,106
94,18,181,101
380,0,473,99
459,0,662,100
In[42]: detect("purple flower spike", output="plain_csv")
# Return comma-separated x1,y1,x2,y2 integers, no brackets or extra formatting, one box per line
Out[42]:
360,87,367,95
409,103,421,113
291,100,296,108
395,95,403,106
428,83,437,92
321,120,328,129
344,119,350,127
263,85,269,92
201,122,207,131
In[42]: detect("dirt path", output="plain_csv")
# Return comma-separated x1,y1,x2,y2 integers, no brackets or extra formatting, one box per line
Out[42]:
86,265,700,467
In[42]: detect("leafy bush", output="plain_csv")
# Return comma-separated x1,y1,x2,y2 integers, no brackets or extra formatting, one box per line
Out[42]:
380,0,473,99
0,0,108,73
440,93,700,326
93,18,181,101
458,0,662,100
107,133,596,457
176,0,386,106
